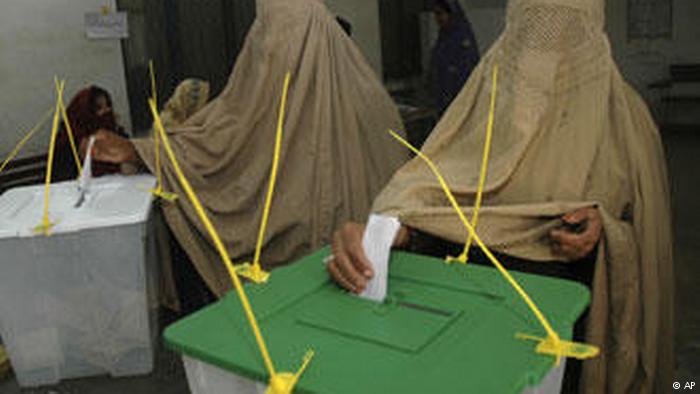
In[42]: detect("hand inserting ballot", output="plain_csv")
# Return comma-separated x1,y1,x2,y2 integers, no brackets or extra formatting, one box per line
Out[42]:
328,222,409,294
550,206,602,261
90,130,140,164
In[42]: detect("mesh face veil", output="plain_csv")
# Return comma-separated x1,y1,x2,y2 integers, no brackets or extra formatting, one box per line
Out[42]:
500,0,609,118
481,0,613,174
373,0,617,207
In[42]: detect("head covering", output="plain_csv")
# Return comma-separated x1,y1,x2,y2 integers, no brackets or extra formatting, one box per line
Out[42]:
159,79,211,129
430,0,480,114
374,0,673,392
55,86,125,180
132,0,408,297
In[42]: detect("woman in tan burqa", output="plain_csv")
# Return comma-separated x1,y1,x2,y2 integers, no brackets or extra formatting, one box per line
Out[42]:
92,0,408,299
328,0,673,393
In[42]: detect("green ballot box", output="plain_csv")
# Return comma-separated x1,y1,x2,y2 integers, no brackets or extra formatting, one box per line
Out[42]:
164,247,590,393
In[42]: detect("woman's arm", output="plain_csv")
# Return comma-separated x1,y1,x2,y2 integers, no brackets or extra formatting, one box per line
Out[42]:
327,222,410,293
90,129,141,164
549,206,603,261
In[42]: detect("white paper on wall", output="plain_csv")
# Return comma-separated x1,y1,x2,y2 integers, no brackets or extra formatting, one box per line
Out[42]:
85,12,129,39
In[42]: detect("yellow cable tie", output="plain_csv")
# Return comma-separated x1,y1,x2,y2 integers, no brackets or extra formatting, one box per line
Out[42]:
235,262,270,283
151,127,175,201
0,109,53,176
446,64,499,265
150,61,162,189
149,60,157,105
516,333,599,363
147,60,178,203
150,98,285,380
150,85,311,392
265,350,315,394
55,78,83,178
36,79,66,236
238,72,291,284
387,129,599,364
150,121,176,202
150,188,178,202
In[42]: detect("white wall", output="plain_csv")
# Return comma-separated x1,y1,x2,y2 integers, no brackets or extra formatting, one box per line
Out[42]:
324,0,383,76
430,0,700,123
462,5,506,54
324,0,503,81
458,0,700,92
0,0,130,158
606,0,700,123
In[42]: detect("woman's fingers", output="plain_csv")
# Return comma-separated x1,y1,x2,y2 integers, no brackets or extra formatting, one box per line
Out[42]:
346,242,373,279
334,250,368,293
91,131,116,161
563,208,588,224
586,209,603,239
550,229,593,261
327,260,357,293
90,130,137,163
340,223,373,277
552,207,603,261
329,222,372,293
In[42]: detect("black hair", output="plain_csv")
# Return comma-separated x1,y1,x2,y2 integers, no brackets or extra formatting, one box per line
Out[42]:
89,86,113,114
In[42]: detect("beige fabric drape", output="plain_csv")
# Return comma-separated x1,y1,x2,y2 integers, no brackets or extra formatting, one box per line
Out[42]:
150,79,212,312
132,0,408,298
373,0,673,392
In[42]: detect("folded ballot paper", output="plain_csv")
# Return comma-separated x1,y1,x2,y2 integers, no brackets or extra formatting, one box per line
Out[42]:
75,136,96,206
359,214,401,302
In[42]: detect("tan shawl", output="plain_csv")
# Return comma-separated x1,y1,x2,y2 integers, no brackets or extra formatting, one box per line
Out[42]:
373,0,673,392
133,0,407,296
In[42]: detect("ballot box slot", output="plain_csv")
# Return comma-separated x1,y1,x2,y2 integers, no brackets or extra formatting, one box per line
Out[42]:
388,254,509,302
390,273,505,302
396,301,453,318
295,285,460,354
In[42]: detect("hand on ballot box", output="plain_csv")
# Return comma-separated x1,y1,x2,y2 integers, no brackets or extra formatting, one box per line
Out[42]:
328,221,410,294
91,129,140,164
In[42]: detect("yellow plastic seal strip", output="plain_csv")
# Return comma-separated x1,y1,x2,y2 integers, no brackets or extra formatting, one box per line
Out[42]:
2,78,83,235
149,60,158,105
387,129,599,365
447,64,499,264
264,350,315,394
148,94,313,393
34,79,66,235
0,109,52,176
0,79,82,179
56,78,83,178
150,123,178,202
237,72,292,284
148,60,177,202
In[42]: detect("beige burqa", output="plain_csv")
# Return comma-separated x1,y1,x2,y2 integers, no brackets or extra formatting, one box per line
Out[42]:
373,0,673,393
132,0,407,296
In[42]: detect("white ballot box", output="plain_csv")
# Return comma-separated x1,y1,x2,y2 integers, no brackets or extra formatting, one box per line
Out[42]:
179,355,565,394
0,175,159,387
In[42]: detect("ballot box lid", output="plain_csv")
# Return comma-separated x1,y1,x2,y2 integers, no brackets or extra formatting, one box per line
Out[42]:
164,247,591,393
0,175,155,238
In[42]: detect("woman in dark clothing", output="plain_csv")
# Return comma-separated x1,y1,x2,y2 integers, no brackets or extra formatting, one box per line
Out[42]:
54,86,128,181
430,0,480,114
